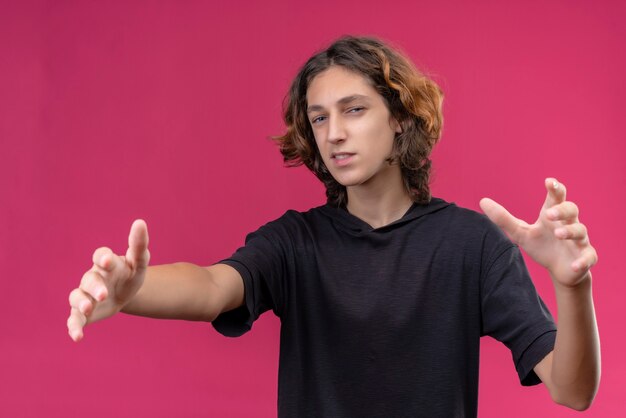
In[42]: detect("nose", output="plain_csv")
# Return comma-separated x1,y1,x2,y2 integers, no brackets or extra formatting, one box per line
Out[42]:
327,114,346,144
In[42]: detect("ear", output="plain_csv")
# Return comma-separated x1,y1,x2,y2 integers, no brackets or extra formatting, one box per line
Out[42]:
391,118,402,134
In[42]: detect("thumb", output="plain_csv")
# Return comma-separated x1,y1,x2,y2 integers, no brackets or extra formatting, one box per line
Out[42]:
542,177,566,210
479,198,524,243
126,219,150,269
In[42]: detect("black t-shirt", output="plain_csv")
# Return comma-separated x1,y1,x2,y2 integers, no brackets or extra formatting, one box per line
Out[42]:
213,198,556,417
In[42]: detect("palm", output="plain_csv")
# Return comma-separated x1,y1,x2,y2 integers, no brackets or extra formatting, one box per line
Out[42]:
88,253,146,323
480,179,596,288
68,220,150,341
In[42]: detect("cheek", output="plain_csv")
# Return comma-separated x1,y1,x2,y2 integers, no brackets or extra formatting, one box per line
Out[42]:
311,126,325,147
367,121,396,153
312,135,331,165
313,134,325,156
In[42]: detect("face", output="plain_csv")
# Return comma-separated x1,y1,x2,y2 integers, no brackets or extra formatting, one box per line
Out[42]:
306,66,402,191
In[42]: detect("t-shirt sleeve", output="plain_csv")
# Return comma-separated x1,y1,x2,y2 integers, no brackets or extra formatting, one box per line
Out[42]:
211,216,293,337
480,240,557,386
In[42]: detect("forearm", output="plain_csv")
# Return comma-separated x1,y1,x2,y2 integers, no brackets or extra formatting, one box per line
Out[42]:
549,274,600,409
121,262,240,322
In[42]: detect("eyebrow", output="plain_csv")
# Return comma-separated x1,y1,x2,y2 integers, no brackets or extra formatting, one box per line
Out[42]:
306,94,371,113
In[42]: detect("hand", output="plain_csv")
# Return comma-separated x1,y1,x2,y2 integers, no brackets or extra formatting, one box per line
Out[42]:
479,178,597,288
67,219,150,342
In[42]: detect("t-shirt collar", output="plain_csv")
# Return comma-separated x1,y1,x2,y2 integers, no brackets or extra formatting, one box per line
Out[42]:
320,197,451,235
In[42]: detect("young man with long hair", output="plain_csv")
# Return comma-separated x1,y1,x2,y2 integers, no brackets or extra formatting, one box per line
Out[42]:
67,36,599,417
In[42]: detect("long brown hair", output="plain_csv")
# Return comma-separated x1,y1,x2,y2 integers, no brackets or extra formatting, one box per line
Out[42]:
274,36,444,207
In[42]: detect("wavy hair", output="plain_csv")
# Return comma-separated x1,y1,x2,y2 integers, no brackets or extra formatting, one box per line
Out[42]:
274,36,444,207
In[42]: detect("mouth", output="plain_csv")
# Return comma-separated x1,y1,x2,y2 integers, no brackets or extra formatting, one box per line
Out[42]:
331,152,355,160
330,152,355,166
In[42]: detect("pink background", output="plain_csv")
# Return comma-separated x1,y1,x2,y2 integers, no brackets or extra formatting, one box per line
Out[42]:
1,1,624,416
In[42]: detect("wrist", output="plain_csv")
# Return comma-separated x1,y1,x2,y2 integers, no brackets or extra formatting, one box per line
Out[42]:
551,271,592,294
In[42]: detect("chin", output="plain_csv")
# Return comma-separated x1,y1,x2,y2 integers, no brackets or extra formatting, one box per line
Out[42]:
329,172,357,184
334,176,369,188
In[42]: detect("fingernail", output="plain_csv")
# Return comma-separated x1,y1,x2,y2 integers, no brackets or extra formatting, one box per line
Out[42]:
552,180,559,189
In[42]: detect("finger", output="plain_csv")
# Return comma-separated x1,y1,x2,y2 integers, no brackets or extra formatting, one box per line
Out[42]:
546,201,579,223
67,307,87,342
554,223,588,242
572,246,598,272
479,198,526,243
542,178,567,210
92,247,116,272
79,270,108,302
126,219,150,269
69,288,96,316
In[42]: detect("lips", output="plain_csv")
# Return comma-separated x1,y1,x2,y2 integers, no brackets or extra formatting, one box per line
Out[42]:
331,152,355,166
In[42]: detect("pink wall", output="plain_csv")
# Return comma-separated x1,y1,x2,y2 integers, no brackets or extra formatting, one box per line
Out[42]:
1,1,624,416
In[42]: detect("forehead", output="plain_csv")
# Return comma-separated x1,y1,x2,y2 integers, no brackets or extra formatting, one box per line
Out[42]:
306,66,379,106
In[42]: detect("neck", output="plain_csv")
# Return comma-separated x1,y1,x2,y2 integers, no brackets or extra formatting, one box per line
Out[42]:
345,167,413,229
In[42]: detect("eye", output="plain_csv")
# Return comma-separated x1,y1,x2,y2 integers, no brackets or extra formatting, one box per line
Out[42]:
347,106,365,114
311,115,327,124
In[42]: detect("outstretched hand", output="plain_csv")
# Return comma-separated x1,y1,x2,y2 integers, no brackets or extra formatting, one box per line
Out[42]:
480,178,597,288
67,219,150,342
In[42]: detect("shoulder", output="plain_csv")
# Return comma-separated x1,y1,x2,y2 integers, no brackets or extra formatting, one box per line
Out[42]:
243,205,328,243
429,198,516,256
267,205,329,228
429,198,501,233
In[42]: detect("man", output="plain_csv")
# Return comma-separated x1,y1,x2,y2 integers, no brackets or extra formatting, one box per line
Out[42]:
68,36,599,417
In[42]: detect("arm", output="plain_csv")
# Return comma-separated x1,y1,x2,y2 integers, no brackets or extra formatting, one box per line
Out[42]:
533,277,599,411
122,263,244,321
480,178,600,411
67,220,244,342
